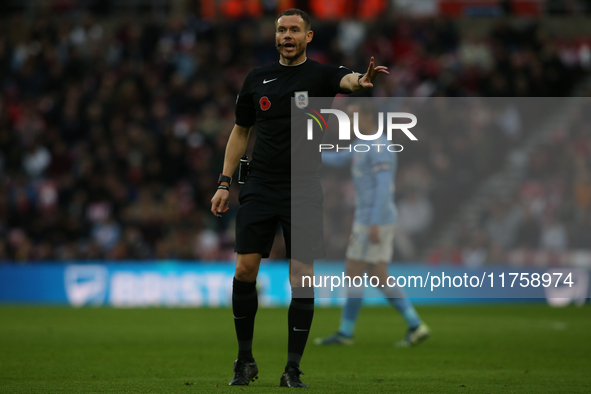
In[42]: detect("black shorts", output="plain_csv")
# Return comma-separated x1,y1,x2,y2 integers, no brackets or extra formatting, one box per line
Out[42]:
235,172,325,261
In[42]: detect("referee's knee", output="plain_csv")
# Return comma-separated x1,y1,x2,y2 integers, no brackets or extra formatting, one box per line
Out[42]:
235,254,262,282
234,269,257,282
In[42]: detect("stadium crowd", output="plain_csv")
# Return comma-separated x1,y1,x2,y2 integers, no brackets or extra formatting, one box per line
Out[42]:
0,4,590,262
427,98,591,266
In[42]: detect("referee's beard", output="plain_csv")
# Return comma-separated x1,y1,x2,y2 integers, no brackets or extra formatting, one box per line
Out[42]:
277,44,307,64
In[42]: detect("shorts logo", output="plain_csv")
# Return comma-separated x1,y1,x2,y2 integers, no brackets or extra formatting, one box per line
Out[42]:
295,91,309,109
260,96,271,111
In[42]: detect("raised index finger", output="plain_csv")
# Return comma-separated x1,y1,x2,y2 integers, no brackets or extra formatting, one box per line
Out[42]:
366,56,375,74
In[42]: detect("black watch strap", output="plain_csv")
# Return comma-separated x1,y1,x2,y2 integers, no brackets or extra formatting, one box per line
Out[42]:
218,174,232,186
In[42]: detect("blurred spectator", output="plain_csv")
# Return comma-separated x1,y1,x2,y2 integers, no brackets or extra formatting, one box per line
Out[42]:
484,201,522,250
514,207,541,249
539,215,568,252
22,140,51,178
397,189,433,250
91,214,122,253
461,230,488,267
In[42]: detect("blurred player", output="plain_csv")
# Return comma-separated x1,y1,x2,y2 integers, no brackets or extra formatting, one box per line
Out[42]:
210,9,389,388
315,101,430,347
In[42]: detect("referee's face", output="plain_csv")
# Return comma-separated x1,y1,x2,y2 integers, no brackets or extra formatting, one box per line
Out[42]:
275,15,313,65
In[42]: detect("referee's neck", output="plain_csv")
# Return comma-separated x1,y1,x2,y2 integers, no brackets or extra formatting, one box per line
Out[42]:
279,57,307,67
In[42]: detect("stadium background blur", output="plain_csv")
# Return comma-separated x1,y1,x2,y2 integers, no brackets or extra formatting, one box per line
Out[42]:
1,0,591,267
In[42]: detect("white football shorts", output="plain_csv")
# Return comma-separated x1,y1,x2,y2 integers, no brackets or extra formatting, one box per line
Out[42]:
345,223,396,264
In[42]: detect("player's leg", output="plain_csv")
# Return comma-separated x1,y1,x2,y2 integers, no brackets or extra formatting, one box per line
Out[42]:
367,224,420,329
233,253,262,361
286,258,315,372
370,261,430,346
229,252,262,386
315,258,366,346
364,224,430,346
280,258,314,388
338,259,367,339
369,261,422,329
316,223,370,345
230,195,277,386
281,197,322,388
280,257,315,388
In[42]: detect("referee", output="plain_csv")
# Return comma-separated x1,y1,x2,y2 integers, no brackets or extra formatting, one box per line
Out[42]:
210,8,388,388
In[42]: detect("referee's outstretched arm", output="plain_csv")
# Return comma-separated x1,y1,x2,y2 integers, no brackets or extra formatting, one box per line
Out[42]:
211,124,252,216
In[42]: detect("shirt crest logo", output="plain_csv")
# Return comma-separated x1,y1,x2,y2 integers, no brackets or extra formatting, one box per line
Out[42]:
295,91,309,109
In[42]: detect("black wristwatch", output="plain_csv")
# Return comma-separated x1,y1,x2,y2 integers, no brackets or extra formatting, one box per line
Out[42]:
218,174,232,186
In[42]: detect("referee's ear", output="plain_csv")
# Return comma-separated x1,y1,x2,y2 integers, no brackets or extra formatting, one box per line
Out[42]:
306,30,313,44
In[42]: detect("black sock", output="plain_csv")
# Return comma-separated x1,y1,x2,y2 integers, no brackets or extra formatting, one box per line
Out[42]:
286,288,314,369
232,277,258,362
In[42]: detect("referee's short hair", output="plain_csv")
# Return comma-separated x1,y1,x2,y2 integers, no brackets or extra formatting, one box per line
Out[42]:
276,8,312,31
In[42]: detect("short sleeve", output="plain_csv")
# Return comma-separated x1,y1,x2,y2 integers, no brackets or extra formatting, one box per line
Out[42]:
323,64,354,95
235,71,256,127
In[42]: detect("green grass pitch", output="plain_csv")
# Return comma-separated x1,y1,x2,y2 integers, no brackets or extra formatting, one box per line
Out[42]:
1,304,590,393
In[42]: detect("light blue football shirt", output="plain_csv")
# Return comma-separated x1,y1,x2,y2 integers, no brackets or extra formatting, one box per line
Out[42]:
322,135,398,225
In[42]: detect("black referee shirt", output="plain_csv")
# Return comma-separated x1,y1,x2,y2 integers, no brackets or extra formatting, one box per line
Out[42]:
235,59,352,180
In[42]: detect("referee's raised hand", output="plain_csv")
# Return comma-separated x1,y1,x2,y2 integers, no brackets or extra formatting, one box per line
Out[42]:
211,188,230,217
358,56,389,89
